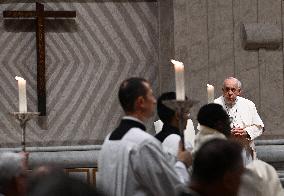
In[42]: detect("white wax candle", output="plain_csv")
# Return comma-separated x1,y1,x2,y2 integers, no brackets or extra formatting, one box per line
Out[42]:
15,76,27,113
171,59,185,100
207,84,214,103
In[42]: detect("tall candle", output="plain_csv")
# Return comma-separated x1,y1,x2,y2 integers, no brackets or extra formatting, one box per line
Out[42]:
15,76,27,113
207,84,214,103
171,59,185,100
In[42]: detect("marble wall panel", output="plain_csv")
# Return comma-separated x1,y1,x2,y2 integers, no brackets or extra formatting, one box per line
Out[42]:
258,0,284,137
172,0,284,138
173,0,209,124
0,1,159,147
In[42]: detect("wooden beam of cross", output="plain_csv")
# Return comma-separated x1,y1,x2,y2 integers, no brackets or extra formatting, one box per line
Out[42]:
3,3,76,118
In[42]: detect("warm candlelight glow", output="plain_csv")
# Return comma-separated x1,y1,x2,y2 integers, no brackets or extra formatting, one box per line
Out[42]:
171,59,184,70
171,59,185,100
207,84,214,103
15,76,27,113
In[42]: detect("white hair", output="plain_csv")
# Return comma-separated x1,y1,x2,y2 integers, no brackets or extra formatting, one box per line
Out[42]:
224,77,242,89
0,152,24,189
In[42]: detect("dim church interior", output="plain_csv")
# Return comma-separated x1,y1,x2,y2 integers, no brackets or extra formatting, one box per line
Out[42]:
1,0,284,186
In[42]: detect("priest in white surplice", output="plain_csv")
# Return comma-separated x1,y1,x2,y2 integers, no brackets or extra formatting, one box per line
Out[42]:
214,77,264,164
155,92,193,159
97,78,192,196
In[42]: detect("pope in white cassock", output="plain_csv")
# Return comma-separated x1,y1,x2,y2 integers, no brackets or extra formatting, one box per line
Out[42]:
191,103,283,196
214,77,264,164
97,78,192,196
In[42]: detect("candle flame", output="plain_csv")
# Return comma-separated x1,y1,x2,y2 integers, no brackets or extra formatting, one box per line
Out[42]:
171,59,184,67
15,76,25,81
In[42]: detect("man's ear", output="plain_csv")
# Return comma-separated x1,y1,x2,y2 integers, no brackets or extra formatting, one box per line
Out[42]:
135,96,145,109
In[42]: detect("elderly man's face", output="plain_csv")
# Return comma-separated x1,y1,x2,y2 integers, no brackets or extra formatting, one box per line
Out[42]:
222,79,240,105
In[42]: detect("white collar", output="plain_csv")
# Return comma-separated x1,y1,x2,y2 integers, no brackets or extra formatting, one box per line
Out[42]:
222,96,238,108
197,124,220,133
122,116,145,125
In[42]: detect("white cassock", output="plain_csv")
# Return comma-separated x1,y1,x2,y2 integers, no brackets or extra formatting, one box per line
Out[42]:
97,117,189,196
154,119,195,158
238,160,284,196
214,96,264,162
162,133,193,159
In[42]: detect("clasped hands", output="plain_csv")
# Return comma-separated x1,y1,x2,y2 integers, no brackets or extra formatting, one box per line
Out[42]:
231,127,254,153
231,127,247,137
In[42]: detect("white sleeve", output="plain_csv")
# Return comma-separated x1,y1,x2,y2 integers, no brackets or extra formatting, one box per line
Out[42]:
174,161,190,184
244,102,264,140
244,125,263,140
131,141,189,196
162,135,180,157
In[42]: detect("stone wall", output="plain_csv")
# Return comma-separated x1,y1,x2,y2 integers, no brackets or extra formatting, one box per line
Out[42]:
1,1,284,185
0,0,159,147
159,0,284,139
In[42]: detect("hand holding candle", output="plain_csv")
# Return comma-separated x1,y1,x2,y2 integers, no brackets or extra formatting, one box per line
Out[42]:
15,76,27,113
207,84,214,103
171,59,185,100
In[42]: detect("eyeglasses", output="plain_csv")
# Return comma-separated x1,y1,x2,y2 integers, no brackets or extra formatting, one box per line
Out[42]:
223,87,239,93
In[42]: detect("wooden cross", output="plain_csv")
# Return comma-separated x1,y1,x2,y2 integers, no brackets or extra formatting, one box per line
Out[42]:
3,2,76,117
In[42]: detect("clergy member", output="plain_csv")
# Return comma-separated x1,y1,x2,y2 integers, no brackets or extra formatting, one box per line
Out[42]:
193,103,232,155
181,139,244,196
155,92,193,159
214,77,264,164
97,77,192,196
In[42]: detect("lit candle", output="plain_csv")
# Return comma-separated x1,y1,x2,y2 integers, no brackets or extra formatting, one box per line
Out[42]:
171,59,185,100
15,76,27,113
207,84,214,103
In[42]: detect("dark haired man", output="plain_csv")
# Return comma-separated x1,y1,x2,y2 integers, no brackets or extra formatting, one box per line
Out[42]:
155,92,192,158
193,103,232,154
182,139,244,196
97,78,192,196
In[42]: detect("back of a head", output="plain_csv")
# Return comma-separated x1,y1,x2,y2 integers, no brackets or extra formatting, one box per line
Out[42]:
27,165,63,193
197,103,231,137
157,92,176,124
192,138,243,184
118,77,148,113
0,152,24,191
28,171,103,196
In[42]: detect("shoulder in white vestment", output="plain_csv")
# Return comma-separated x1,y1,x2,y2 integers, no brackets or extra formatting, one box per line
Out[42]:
163,135,193,158
98,127,187,196
238,160,284,196
192,125,226,155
